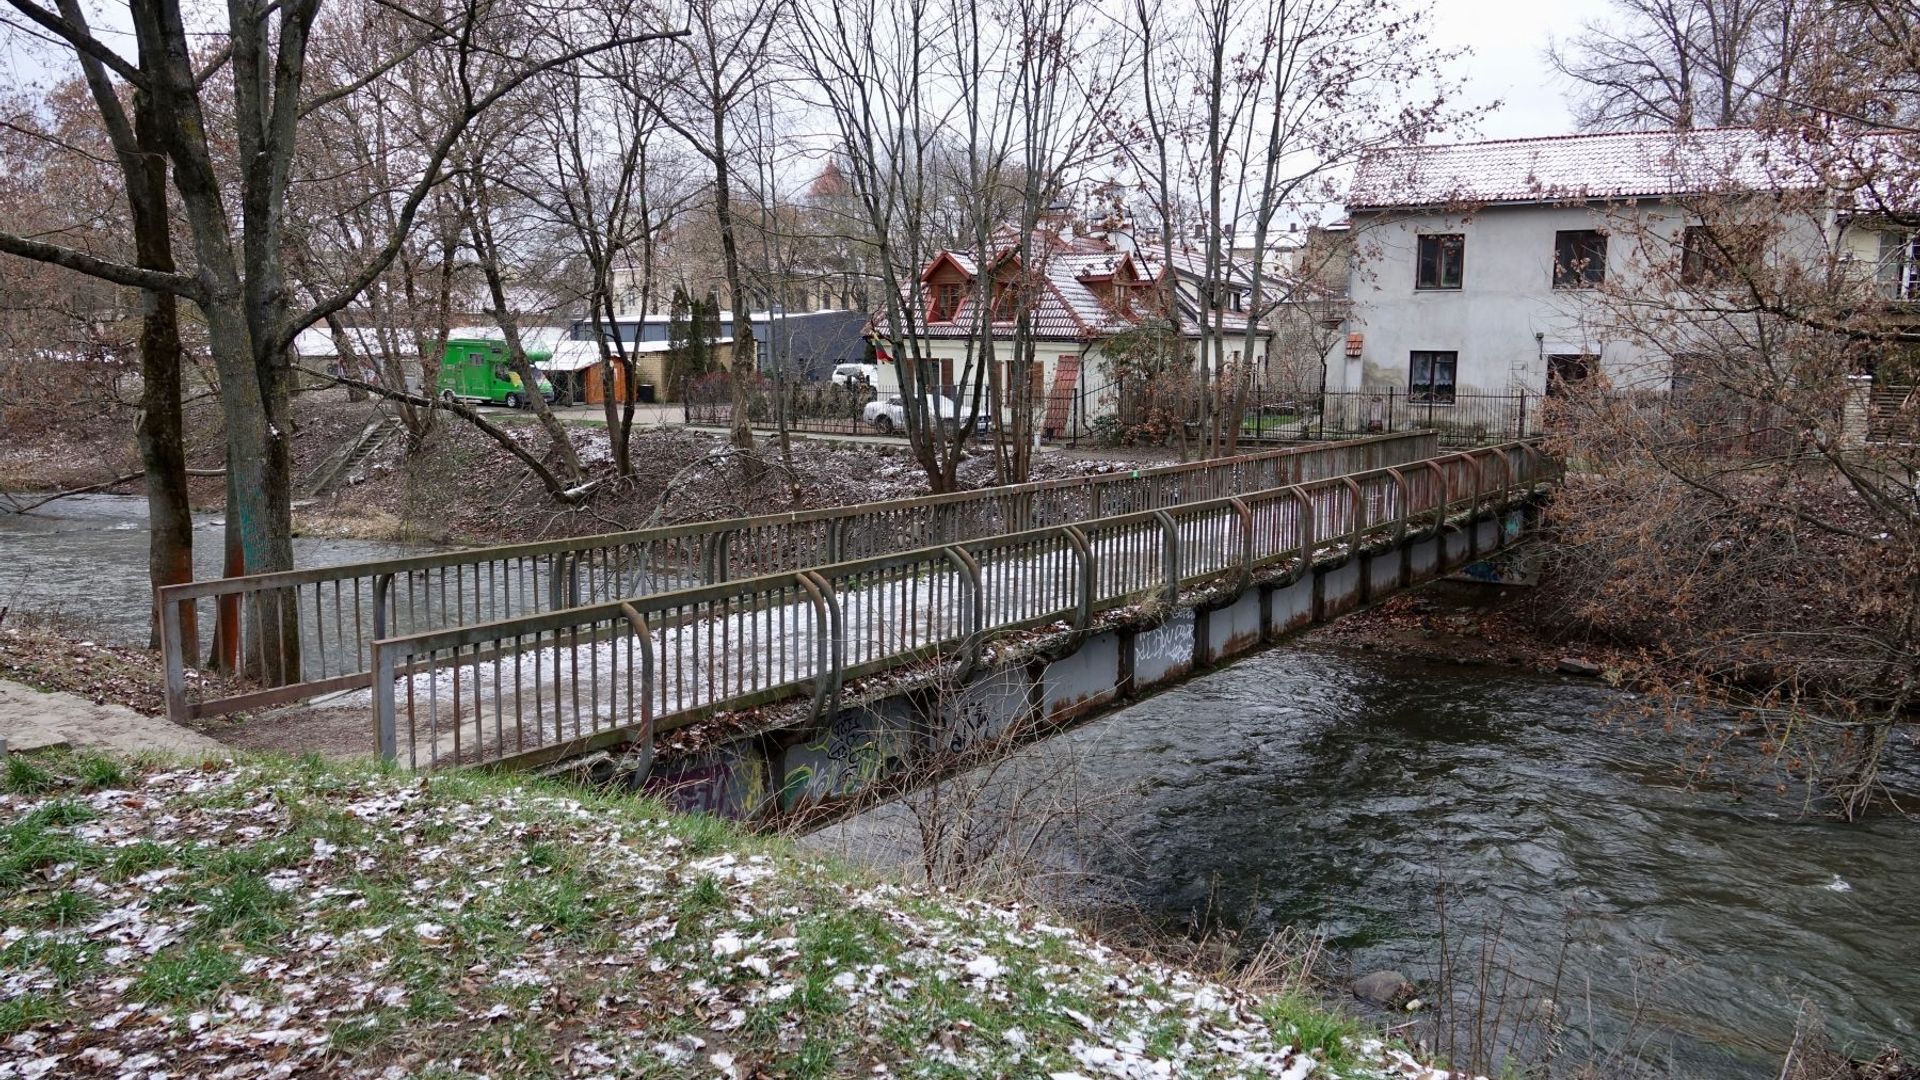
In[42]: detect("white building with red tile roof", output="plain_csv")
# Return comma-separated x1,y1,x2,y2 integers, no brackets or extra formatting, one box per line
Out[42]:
873,228,1275,436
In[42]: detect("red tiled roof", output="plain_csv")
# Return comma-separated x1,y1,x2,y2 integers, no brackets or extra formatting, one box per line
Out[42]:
876,236,1269,343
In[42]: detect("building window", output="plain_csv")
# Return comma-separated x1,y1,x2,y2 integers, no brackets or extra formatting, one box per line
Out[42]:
1408,350,1457,404
1680,226,1727,286
1546,353,1593,398
1553,230,1607,288
929,282,963,321
992,281,1019,320
1877,231,1920,300
1415,234,1464,290
1684,223,1769,287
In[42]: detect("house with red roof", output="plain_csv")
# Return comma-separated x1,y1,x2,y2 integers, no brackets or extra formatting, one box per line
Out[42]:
870,226,1275,438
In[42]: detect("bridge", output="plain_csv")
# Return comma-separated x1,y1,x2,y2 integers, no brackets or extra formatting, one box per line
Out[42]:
158,432,1556,817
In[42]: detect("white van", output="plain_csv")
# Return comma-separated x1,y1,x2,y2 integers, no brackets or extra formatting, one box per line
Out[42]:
831,363,878,388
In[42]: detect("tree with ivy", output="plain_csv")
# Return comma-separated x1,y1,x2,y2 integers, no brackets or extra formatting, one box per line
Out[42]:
665,285,718,393
1098,321,1193,451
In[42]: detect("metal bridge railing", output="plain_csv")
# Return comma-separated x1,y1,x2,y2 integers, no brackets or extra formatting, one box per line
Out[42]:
370,441,1550,771
157,431,1436,724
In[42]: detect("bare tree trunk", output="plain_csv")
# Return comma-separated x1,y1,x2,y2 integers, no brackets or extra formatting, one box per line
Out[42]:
137,293,194,650
711,141,759,455
465,162,584,481
129,94,193,649
57,6,198,650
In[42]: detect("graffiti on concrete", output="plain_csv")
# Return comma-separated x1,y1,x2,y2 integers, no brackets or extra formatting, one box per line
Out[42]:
1133,610,1195,684
1452,546,1537,586
646,752,767,818
780,706,908,810
939,668,1029,755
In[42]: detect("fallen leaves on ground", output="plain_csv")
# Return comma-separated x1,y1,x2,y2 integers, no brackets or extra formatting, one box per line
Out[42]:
1,753,1456,1079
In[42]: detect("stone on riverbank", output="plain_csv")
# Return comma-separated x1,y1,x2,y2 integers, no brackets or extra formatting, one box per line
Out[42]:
1352,969,1412,1005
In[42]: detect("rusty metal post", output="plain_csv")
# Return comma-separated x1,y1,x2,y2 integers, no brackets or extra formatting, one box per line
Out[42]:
373,639,398,763
1062,525,1094,629
794,573,834,723
1153,509,1182,606
943,546,985,675
1228,496,1255,590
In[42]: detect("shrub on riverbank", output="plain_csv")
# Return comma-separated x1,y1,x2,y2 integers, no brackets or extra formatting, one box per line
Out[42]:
1525,460,1916,819
0,751,1436,1079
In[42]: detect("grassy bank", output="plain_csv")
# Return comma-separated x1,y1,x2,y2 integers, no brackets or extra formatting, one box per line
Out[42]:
0,751,1438,1079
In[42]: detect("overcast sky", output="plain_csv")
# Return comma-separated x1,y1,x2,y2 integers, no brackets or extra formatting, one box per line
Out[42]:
3,0,1616,138
1429,0,1618,141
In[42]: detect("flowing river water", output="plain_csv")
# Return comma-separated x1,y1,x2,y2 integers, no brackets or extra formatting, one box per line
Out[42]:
0,494,431,644
815,648,1920,1079
6,495,1915,1077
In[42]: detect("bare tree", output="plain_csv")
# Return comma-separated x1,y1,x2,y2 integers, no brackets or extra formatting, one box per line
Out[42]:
537,29,692,478
791,0,957,489
1124,0,1471,457
796,0,1124,492
0,0,681,680
292,3,480,444
1548,0,1817,131
0,78,193,646
454,127,585,483
984,0,1130,484
618,0,786,456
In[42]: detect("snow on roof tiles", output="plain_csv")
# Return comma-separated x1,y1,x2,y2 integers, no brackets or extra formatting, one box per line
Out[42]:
880,237,1267,343
1348,128,1814,210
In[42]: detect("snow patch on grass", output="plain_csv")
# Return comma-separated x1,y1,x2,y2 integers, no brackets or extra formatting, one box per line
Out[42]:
0,752,1454,1078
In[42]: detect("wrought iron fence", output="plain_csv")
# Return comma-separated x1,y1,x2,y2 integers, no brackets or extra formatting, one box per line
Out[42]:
1057,381,1821,455
683,373,884,435
1307,390,1537,446
1037,380,1528,449
158,432,1439,724
371,441,1553,770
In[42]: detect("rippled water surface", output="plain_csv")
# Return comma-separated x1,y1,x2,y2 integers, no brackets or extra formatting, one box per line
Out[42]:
0,494,432,643
826,647,1919,1079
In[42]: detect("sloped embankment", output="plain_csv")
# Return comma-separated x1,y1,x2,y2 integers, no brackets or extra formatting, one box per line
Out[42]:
0,753,1446,1079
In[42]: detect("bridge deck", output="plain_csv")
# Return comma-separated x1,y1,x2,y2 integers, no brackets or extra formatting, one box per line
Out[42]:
369,444,1550,770
159,433,1441,725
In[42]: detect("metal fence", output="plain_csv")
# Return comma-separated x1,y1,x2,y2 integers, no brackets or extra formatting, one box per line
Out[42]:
371,441,1553,771
1039,381,1535,449
158,432,1439,724
1307,390,1537,446
1060,382,1821,454
683,374,885,436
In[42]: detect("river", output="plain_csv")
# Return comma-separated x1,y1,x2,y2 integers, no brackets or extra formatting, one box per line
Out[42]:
7,495,1915,1077
0,493,431,644
815,647,1919,1079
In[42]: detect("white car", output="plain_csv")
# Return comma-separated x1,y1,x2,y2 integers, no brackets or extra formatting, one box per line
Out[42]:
831,363,878,387
863,394,992,434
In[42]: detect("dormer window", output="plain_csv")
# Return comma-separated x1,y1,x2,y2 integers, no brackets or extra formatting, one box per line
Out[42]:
929,282,963,322
992,281,1020,321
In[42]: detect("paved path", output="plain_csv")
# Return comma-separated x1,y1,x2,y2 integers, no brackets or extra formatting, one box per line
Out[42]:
0,679,226,756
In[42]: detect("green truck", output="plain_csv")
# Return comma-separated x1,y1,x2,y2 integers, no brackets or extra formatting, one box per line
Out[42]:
435,338,556,409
